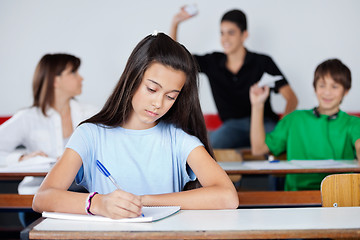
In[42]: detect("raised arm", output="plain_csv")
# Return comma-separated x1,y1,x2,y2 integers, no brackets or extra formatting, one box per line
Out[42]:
141,146,239,209
250,84,271,155
279,84,298,116
33,148,142,219
170,7,196,41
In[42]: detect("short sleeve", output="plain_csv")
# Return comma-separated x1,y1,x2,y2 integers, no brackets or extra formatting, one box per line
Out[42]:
349,117,360,146
66,124,97,186
177,129,203,181
265,114,291,156
264,56,289,93
66,123,94,164
179,133,203,162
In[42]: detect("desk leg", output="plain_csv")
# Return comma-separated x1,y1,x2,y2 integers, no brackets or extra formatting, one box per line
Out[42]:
20,217,44,240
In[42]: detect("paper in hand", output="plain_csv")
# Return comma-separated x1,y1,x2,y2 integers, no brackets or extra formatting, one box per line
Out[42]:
184,4,198,16
258,72,283,88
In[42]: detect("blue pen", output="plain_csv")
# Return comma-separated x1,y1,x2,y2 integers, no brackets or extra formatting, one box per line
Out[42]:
269,159,280,163
96,160,122,189
268,155,280,163
96,160,144,217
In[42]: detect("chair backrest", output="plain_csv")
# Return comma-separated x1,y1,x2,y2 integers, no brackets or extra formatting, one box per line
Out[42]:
213,149,242,162
320,173,360,207
213,149,242,183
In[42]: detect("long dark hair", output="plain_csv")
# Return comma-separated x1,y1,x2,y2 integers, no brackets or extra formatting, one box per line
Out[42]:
32,53,81,115
83,33,213,160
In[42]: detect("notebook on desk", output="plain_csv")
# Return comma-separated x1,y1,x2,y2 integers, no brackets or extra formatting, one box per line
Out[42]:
0,156,55,172
43,206,180,223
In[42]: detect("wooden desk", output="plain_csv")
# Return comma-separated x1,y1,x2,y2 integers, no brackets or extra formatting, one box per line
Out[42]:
238,190,321,208
2,160,358,177
0,190,322,212
219,160,360,175
23,207,360,239
0,194,34,211
0,172,46,180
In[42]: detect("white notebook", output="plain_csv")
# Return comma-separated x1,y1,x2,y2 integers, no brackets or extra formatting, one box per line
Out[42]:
42,206,180,223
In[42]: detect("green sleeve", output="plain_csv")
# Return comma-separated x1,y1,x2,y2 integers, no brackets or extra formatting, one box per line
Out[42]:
265,113,292,156
349,116,360,146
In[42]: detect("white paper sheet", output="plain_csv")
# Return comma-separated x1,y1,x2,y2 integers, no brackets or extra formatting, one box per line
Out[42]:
242,161,299,170
0,156,55,172
289,160,359,169
258,72,283,87
42,206,181,223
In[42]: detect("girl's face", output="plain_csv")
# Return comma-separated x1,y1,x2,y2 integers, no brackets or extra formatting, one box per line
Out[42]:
315,74,348,115
126,62,186,130
220,21,247,55
54,64,83,98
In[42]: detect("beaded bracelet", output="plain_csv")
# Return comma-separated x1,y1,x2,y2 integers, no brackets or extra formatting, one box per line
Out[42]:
85,192,98,215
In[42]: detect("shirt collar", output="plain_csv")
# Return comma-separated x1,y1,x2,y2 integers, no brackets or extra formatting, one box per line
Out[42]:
44,99,77,117
220,48,251,73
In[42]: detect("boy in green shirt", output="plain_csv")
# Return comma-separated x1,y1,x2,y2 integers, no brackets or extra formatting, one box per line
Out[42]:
250,59,360,191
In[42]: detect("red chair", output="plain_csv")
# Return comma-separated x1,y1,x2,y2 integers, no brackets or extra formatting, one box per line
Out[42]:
0,116,11,125
203,114,222,131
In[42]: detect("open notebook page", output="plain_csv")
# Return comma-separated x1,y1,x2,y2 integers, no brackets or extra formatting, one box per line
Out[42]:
42,206,180,223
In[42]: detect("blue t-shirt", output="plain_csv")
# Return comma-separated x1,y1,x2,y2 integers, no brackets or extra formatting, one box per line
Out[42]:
66,121,203,195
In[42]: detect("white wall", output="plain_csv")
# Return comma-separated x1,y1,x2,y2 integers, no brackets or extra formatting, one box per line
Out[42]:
1,0,359,116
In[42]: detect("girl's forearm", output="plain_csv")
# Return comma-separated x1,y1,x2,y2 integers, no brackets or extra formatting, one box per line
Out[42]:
141,185,238,210
33,189,88,214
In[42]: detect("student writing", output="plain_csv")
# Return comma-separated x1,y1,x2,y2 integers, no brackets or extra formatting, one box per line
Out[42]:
33,33,239,219
250,58,360,191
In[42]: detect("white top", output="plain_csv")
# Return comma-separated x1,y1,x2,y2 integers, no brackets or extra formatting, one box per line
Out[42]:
0,100,98,194
67,122,202,195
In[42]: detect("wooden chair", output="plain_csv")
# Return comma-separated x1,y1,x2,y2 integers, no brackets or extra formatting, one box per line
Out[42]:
214,149,242,162
320,173,360,207
214,149,242,182
239,148,287,161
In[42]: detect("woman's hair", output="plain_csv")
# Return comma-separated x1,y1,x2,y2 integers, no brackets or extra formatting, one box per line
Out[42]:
221,9,247,32
313,58,351,91
83,33,213,158
32,53,81,115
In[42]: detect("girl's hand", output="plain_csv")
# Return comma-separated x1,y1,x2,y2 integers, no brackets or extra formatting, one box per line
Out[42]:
250,84,270,106
19,151,48,162
91,189,143,219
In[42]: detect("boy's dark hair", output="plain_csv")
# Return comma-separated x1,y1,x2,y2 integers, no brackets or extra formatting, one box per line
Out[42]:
313,59,351,91
83,32,213,166
32,53,81,116
221,9,247,32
